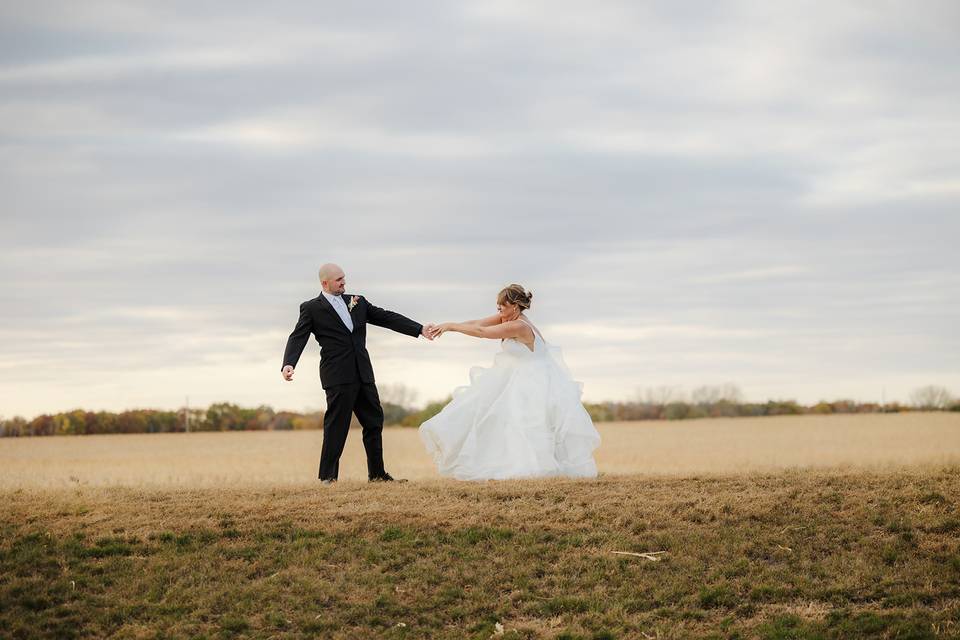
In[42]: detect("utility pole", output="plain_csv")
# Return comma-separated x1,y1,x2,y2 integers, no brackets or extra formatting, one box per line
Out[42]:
185,396,190,433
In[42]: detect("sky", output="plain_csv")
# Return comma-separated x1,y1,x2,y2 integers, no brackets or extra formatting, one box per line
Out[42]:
2,1,958,418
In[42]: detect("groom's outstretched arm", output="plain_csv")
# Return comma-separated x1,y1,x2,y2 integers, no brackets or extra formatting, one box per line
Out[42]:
282,302,312,372
364,298,426,338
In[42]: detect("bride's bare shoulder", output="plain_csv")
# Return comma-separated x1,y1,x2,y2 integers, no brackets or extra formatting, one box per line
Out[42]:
517,316,543,340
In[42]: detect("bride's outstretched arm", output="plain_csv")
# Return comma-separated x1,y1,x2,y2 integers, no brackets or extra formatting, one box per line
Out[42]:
435,320,524,340
460,314,502,328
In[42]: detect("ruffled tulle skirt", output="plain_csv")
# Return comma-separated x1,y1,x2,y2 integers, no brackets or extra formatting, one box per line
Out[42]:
419,343,600,480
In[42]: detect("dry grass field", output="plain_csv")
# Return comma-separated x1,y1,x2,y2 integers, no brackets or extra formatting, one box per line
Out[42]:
1,413,958,488
2,413,959,639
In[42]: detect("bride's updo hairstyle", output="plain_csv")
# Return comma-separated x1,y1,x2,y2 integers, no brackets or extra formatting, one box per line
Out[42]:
497,284,533,311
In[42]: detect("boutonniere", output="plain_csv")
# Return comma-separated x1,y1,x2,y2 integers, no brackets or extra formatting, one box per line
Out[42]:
348,295,360,312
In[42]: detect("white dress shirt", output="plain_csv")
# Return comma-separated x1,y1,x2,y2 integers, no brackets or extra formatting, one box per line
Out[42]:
322,290,354,332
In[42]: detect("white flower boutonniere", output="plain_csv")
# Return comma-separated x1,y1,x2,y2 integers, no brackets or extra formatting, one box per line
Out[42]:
348,295,360,312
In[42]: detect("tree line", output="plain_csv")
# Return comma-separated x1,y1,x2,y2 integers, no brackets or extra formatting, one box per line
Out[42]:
1,385,956,437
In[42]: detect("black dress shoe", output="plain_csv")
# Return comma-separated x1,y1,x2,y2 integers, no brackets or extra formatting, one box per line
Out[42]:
368,473,407,483
320,478,337,485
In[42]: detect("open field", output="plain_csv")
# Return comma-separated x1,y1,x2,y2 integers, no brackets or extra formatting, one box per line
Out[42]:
3,414,959,638
1,413,958,488
3,469,959,639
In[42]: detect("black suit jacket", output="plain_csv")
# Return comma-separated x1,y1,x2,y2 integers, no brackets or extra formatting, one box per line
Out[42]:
282,293,423,389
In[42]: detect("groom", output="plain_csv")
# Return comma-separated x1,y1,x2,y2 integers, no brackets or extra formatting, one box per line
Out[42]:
281,263,435,483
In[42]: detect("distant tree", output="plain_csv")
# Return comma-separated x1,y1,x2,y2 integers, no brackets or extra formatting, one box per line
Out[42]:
270,412,297,430
92,411,116,435
206,403,248,431
401,398,452,427
292,412,324,430
28,414,54,436
882,402,907,414
764,400,803,416
691,383,742,405
382,402,412,426
379,383,419,410
148,410,179,433
254,405,275,430
708,399,739,418
377,383,418,426
829,399,858,414
640,385,684,405
811,401,833,414
116,411,148,434
910,385,953,410
0,416,27,437
584,402,615,422
664,402,692,420
53,412,75,435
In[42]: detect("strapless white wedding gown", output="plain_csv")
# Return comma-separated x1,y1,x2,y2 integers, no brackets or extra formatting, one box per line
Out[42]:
419,318,600,480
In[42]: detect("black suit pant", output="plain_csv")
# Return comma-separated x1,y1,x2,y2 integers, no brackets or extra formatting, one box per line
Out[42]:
319,381,386,480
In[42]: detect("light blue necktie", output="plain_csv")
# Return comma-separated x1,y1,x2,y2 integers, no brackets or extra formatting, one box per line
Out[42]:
330,295,354,332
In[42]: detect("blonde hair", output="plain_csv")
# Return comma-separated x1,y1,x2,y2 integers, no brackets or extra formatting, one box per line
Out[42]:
497,284,533,310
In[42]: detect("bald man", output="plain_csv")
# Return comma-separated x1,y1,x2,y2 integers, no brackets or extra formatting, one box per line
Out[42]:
282,263,436,483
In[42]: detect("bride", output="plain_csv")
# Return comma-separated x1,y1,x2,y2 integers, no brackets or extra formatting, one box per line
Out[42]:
419,284,600,480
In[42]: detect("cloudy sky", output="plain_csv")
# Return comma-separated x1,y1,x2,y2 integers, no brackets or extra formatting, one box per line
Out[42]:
2,1,958,418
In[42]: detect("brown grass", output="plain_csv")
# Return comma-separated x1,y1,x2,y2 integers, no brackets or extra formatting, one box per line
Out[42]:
2,468,959,638
1,413,958,488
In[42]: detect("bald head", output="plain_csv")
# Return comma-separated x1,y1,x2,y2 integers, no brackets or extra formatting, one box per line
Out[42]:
318,263,346,295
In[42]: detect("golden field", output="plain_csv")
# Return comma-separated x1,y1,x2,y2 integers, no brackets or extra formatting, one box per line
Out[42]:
0,412,957,488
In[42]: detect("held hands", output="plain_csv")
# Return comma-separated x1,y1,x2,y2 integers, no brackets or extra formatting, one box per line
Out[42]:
421,323,447,340
431,323,453,338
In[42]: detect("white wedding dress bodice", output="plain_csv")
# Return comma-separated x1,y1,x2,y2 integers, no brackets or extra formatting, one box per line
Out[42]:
419,317,600,480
